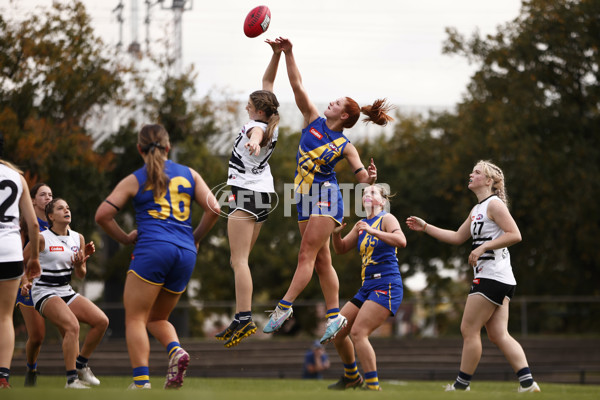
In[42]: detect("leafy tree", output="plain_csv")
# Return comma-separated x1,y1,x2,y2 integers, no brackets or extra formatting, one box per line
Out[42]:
440,0,600,300
0,1,125,239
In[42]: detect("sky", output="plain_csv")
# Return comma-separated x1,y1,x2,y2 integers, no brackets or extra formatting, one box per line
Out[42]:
3,0,523,108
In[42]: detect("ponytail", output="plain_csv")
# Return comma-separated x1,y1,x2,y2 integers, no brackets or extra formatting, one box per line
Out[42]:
138,124,170,198
249,90,280,147
343,98,394,129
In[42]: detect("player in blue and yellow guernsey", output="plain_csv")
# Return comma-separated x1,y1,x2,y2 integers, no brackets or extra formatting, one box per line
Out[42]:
329,184,407,391
95,124,220,390
264,37,395,345
17,183,53,387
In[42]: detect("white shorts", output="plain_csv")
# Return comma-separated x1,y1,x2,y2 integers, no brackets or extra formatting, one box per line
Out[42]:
31,282,79,316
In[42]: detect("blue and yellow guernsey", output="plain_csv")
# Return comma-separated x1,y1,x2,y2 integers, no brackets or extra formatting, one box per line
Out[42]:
295,117,350,194
357,211,401,284
133,160,196,253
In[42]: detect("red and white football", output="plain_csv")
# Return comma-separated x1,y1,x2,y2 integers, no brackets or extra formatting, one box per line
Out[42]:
243,5,271,38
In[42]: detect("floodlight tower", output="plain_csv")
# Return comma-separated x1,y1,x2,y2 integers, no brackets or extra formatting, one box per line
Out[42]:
128,0,141,56
160,0,193,76
112,0,125,51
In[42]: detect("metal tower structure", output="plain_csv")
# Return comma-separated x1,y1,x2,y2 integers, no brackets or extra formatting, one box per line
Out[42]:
159,0,193,75
113,0,192,73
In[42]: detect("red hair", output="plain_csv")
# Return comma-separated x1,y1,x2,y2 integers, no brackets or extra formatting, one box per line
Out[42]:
343,98,394,129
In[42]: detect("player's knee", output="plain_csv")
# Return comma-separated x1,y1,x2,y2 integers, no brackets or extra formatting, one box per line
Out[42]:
64,319,80,337
96,313,109,332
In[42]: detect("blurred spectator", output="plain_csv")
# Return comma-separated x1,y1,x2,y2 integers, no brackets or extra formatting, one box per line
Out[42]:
302,341,330,379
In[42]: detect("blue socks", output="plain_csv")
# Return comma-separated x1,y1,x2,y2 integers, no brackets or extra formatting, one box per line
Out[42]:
167,341,181,359
326,308,340,320
132,366,150,387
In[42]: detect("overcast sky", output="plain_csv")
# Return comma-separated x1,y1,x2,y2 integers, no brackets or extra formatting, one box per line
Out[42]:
4,0,522,107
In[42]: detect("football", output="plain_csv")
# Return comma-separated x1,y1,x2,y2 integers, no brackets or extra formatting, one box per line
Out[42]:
244,5,271,38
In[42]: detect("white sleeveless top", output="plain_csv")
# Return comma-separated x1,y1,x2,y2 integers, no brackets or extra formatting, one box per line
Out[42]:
33,229,81,287
227,120,278,193
469,195,516,285
0,164,24,262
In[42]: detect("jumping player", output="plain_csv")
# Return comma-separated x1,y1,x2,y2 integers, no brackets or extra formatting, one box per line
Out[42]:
406,160,541,392
263,37,393,344
329,184,406,391
95,124,220,389
215,40,282,348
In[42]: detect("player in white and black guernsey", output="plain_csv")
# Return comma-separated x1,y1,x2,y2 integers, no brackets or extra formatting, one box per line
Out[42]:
215,42,282,348
470,195,516,286
407,160,540,393
0,147,40,389
25,198,108,389
227,119,278,195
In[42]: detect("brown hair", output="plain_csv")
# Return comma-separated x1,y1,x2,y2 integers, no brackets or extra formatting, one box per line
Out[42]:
30,182,51,199
476,160,509,206
138,124,170,198
249,90,280,147
343,98,395,129
45,197,65,228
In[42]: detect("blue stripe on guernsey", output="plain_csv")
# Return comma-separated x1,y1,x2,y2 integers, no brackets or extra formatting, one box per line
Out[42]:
344,362,359,379
358,211,401,283
133,366,150,387
167,341,181,358
132,160,196,253
326,308,340,319
294,117,349,194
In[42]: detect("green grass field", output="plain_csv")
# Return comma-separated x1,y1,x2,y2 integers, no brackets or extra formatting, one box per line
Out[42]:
2,377,599,400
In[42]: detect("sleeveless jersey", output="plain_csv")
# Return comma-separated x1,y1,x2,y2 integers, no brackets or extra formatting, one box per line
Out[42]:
133,160,196,253
470,195,516,285
34,229,80,287
294,117,350,194
227,120,278,193
357,211,401,284
0,164,24,262
38,216,49,232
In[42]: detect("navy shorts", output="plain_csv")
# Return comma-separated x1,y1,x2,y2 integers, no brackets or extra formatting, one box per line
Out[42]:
228,186,272,223
469,277,515,306
296,181,343,225
129,241,196,294
350,276,403,316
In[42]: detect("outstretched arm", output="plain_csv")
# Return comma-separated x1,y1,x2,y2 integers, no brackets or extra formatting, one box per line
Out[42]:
274,37,319,127
262,40,282,92
406,215,472,246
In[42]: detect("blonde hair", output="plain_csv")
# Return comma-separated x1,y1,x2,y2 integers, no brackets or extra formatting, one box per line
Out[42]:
249,90,280,147
476,160,509,206
365,183,396,204
0,159,23,174
138,124,170,198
